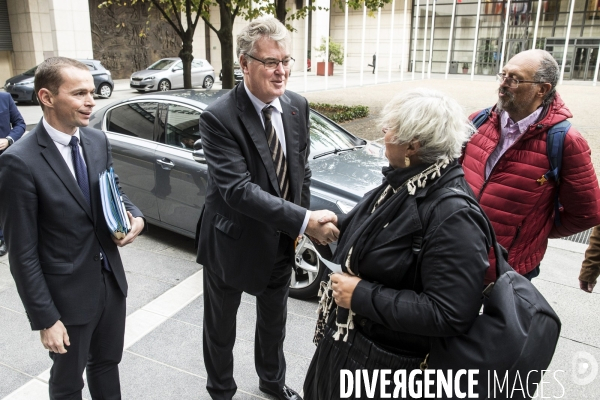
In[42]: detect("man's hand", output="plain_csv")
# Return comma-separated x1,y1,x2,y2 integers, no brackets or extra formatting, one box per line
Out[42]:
331,273,362,309
305,210,339,245
579,279,596,293
40,320,70,354
112,212,144,247
0,138,9,151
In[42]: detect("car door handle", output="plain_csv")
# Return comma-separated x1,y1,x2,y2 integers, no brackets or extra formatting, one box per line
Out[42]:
156,158,175,170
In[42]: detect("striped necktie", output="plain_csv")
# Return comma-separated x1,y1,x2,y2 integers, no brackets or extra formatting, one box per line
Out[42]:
262,106,291,200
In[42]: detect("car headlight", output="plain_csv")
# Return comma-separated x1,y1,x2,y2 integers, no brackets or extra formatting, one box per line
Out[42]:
15,81,33,86
143,76,155,81
336,200,356,214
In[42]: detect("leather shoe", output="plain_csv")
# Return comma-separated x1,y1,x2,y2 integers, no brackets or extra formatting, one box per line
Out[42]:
259,384,302,400
0,240,6,257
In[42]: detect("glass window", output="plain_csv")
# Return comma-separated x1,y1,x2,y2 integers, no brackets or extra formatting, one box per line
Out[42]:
192,59,204,68
309,112,358,157
106,102,157,141
165,104,201,149
148,59,176,70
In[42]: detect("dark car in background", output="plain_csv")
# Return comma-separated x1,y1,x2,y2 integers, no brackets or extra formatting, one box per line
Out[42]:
219,61,243,83
89,90,386,298
4,59,114,103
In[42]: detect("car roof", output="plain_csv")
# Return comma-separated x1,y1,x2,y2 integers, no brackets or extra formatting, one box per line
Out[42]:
129,89,229,108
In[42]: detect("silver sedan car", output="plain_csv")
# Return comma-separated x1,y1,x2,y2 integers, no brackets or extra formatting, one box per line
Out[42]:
130,58,215,92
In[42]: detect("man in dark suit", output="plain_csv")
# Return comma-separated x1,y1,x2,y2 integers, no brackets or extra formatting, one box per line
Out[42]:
197,17,338,400
0,91,26,256
0,57,145,399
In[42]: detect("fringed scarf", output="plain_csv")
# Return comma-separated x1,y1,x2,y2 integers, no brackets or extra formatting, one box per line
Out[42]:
314,157,452,344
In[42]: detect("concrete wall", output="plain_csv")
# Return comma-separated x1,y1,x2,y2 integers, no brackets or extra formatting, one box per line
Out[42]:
0,50,14,84
5,0,93,77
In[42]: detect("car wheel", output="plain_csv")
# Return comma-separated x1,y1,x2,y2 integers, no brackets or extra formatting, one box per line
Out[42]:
158,79,171,91
98,83,113,98
31,92,39,105
289,237,331,299
203,76,214,90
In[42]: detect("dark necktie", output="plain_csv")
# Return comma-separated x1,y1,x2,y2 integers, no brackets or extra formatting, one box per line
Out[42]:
70,136,111,271
262,106,291,200
70,136,91,205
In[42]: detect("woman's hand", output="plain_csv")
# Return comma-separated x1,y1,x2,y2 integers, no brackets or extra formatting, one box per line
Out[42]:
331,273,362,309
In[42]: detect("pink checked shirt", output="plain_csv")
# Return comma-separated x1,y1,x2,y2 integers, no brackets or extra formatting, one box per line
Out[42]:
485,108,543,179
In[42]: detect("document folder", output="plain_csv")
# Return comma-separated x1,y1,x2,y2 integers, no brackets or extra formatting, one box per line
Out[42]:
99,168,131,239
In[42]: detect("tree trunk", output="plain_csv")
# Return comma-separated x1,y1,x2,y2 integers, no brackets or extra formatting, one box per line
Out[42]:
275,0,287,24
180,30,194,89
217,6,235,89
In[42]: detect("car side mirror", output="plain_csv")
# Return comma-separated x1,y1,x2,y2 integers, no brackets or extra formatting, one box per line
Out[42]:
193,139,205,164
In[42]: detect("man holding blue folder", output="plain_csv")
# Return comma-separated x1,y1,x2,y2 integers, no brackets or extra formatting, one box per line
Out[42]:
0,57,145,399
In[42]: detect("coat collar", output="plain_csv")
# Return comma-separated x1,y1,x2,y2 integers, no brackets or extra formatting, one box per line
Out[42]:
236,82,301,201
35,119,94,221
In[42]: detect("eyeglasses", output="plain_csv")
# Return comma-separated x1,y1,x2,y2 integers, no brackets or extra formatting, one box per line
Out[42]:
496,73,546,88
245,54,295,70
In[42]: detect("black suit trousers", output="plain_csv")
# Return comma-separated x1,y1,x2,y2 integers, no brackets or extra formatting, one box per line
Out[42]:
203,236,293,400
48,269,126,400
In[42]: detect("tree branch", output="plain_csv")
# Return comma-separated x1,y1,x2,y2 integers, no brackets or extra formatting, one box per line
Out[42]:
150,0,183,36
169,0,184,30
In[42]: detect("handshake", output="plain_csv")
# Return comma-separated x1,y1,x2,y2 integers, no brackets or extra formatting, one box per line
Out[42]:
304,210,340,246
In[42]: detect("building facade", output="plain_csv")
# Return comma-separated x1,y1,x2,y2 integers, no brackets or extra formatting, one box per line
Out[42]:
0,0,598,85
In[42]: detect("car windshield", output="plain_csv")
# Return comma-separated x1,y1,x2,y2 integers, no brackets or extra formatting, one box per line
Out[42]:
309,112,359,158
23,66,38,76
148,59,176,70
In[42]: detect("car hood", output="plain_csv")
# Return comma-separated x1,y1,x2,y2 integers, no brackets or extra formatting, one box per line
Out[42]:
6,74,34,86
131,69,165,79
309,144,387,203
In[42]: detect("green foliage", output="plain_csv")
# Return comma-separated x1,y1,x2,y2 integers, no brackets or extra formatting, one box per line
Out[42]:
315,37,344,65
310,103,369,123
334,0,392,12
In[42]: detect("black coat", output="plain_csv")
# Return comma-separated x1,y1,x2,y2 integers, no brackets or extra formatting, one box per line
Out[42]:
340,163,492,355
0,123,145,330
196,83,311,295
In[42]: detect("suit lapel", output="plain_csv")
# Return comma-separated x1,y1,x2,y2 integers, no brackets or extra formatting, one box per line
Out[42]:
81,128,105,223
237,83,282,196
280,94,300,203
37,123,93,220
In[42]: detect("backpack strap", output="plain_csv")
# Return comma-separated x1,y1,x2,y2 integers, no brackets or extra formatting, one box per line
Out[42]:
542,120,571,227
471,107,493,129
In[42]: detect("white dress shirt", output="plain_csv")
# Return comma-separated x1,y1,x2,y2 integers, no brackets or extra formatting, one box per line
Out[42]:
244,85,310,236
43,118,86,180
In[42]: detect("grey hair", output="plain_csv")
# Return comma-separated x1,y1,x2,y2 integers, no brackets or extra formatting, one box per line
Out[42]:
379,88,473,164
532,50,559,106
237,17,290,58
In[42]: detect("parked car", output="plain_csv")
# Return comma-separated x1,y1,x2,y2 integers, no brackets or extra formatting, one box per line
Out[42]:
219,61,243,82
89,90,386,298
4,59,114,104
130,58,214,92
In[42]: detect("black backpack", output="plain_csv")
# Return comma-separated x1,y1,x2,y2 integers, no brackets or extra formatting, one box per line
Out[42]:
471,107,571,226
416,187,561,399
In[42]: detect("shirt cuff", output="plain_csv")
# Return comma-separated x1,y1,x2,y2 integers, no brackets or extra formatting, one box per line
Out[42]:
299,210,310,236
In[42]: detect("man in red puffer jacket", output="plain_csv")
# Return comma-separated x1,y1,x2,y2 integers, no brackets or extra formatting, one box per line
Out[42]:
462,49,600,284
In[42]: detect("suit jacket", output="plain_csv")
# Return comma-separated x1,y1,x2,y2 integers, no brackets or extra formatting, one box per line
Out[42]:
196,83,311,295
0,121,144,330
0,92,26,149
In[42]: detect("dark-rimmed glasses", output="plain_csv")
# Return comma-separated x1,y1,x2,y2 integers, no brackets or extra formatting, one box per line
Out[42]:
245,54,295,71
496,73,546,88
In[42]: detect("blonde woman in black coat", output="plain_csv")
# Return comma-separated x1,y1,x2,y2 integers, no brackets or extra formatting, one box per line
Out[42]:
303,88,493,399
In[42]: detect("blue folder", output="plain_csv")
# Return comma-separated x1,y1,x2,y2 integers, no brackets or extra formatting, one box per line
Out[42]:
99,168,131,239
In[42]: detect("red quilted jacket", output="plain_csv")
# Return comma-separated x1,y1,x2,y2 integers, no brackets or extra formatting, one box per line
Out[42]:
462,93,600,282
